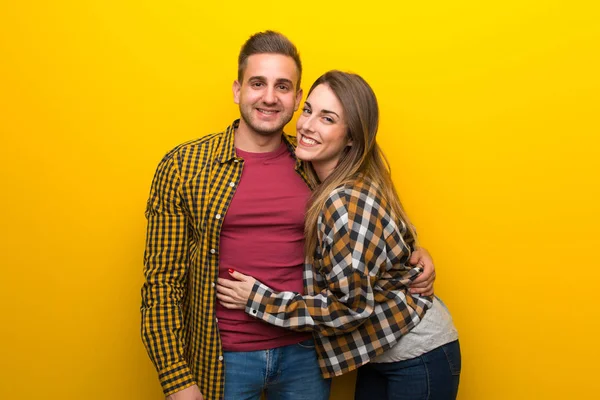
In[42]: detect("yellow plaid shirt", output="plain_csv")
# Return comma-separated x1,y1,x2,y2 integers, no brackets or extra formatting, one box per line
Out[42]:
141,120,309,398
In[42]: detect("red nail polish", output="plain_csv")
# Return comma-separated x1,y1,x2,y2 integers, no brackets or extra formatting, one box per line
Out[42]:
228,269,234,274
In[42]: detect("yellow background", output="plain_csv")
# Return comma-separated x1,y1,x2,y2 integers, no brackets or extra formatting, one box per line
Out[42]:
1,1,599,399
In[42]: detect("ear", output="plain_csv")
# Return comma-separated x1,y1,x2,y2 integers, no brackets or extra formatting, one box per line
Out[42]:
294,88,303,111
233,80,241,104
346,138,353,147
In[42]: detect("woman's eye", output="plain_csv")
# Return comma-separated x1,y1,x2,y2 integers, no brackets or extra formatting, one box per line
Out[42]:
302,107,311,114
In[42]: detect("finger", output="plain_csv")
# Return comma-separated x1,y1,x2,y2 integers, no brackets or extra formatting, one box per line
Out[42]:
412,274,427,284
216,288,243,302
410,286,425,294
410,286,434,296
413,266,435,283
410,276,434,293
218,277,240,289
215,286,228,297
418,286,435,296
409,249,422,264
221,299,245,310
411,276,434,291
218,300,241,309
216,292,232,302
411,274,434,287
411,247,433,264
216,283,237,296
410,281,429,289
216,292,243,304
229,269,250,282
412,271,430,284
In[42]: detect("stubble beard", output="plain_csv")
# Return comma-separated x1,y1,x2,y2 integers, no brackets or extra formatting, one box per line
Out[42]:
239,105,293,136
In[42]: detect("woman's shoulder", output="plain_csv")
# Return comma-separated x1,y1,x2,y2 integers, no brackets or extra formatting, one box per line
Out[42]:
327,175,381,204
323,175,385,218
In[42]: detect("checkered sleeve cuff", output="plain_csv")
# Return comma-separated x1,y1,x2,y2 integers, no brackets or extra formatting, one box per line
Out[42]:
158,360,196,396
246,280,273,319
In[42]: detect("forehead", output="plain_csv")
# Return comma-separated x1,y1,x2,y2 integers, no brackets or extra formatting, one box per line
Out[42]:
242,53,299,85
307,84,343,112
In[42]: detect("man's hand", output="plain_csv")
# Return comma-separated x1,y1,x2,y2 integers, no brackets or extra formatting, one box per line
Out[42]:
167,384,203,400
216,269,257,310
409,247,436,296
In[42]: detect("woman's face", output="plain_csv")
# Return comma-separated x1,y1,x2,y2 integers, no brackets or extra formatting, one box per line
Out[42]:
295,84,352,179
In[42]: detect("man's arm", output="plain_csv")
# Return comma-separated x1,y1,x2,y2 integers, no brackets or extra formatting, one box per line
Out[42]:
141,154,197,397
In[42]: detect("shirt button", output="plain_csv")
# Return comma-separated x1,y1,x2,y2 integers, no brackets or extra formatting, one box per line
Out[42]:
215,214,221,220
210,248,216,254
229,182,235,187
218,355,224,361
211,282,215,288
233,159,239,163
215,317,218,323
250,309,257,315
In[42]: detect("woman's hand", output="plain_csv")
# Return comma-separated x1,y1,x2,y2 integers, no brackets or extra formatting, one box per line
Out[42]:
409,247,436,296
216,269,257,310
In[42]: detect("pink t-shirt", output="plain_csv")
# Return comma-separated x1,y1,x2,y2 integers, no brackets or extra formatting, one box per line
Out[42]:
217,141,312,351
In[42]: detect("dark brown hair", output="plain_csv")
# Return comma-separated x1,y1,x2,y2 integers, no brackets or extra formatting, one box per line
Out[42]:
238,30,302,89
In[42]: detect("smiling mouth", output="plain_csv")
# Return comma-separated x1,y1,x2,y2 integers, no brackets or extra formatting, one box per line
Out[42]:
257,108,279,116
299,134,319,146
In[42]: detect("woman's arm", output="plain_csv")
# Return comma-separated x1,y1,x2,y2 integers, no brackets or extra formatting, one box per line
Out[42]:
216,186,422,336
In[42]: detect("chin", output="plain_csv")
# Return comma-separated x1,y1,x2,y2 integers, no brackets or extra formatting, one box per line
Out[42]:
295,149,313,162
252,121,285,135
241,111,287,135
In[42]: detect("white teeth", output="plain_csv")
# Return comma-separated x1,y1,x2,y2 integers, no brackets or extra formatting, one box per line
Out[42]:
302,136,317,145
258,109,277,115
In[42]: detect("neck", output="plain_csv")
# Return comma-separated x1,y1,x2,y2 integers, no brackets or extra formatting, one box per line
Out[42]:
235,119,283,153
312,161,335,182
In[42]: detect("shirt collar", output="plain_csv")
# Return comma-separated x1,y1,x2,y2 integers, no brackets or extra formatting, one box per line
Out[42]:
216,119,239,163
217,119,302,169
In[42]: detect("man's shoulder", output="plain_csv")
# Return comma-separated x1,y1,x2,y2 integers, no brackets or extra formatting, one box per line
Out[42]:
165,131,224,158
158,126,232,172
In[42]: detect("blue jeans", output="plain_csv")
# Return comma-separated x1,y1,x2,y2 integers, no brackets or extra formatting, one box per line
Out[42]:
223,339,331,400
354,340,461,400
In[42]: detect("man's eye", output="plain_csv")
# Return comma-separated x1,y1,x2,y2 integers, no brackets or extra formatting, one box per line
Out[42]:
278,85,290,91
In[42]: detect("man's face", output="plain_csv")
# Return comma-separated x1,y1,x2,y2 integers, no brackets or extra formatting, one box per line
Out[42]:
233,53,303,136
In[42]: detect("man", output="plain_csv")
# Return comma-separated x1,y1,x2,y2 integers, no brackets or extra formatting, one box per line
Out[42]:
141,31,435,400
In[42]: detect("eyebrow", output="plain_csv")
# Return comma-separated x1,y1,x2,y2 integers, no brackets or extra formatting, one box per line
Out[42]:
275,78,294,85
305,101,340,118
247,76,293,86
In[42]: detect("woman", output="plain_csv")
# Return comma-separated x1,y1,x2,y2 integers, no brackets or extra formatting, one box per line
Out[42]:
217,71,460,399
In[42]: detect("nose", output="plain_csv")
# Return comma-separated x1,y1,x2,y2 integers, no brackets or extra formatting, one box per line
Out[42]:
263,87,276,105
299,114,315,132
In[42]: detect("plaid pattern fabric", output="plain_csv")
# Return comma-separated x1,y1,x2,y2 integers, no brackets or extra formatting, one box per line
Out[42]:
246,177,433,378
141,119,308,398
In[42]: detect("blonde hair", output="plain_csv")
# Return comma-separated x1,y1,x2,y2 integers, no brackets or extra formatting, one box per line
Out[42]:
304,71,418,260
